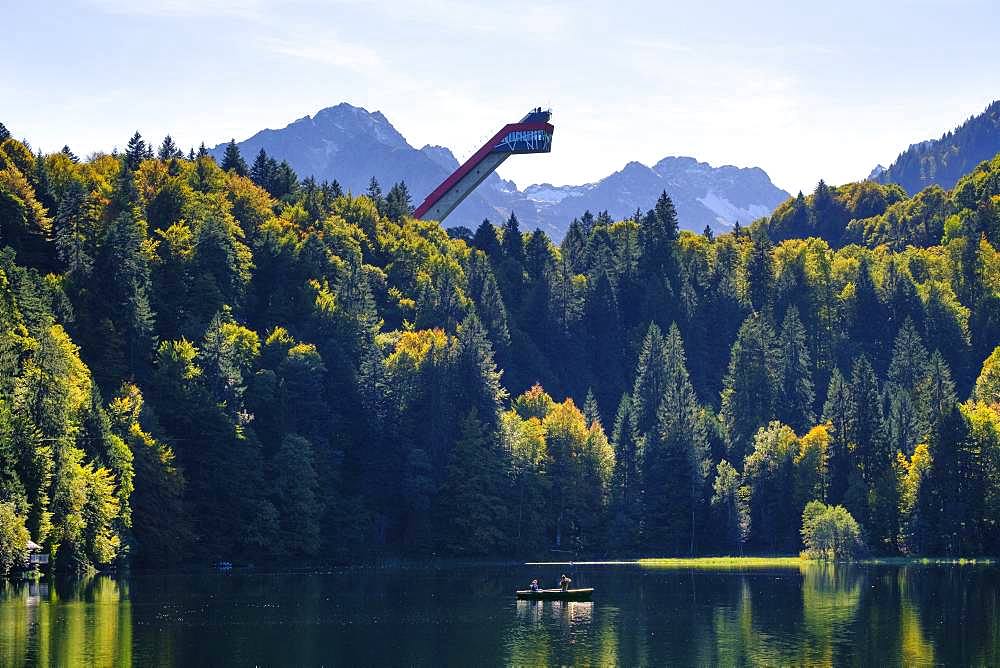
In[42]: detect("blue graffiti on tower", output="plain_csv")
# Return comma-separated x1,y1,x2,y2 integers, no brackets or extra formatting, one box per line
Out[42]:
492,129,552,154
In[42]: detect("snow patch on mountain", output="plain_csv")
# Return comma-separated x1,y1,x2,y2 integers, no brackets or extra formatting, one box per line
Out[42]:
697,191,772,228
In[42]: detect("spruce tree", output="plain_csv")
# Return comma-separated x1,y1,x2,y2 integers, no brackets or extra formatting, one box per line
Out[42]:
631,323,667,440
646,324,708,553
847,355,897,552
561,219,587,275
583,388,601,428
124,131,147,171
845,257,888,371
746,224,774,312
221,140,248,176
721,313,779,466
637,192,680,326
472,219,500,257
822,369,851,506
776,307,815,433
437,410,509,554
249,148,272,190
502,212,525,266
608,394,643,549
886,319,930,455
271,161,298,198
385,181,412,222
157,135,182,160
366,177,385,213
53,179,93,279
100,212,156,380
584,268,624,420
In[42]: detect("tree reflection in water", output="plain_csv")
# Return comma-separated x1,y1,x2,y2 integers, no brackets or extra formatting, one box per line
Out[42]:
507,562,993,666
0,564,995,665
0,575,133,667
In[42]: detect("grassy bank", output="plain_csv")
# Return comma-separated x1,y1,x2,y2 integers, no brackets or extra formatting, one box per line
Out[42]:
638,557,803,569
637,556,997,569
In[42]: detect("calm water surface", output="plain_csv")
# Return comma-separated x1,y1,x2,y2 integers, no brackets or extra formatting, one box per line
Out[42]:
1,562,998,666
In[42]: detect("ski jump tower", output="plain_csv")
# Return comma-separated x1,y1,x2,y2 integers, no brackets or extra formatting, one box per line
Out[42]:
413,108,554,223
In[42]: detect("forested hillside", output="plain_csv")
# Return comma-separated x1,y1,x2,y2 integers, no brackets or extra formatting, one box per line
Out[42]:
875,100,1000,195
1,121,999,572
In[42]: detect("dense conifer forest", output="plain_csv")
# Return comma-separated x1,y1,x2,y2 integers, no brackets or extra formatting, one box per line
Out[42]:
1,121,999,571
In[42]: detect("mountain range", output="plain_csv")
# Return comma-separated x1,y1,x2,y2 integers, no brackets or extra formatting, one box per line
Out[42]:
210,103,789,240
874,100,1000,194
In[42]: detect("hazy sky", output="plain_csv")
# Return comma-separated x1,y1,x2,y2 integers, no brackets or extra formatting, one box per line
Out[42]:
4,0,999,194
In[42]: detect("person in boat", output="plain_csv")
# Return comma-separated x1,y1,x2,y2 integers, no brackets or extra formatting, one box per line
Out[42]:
529,579,540,592
559,574,572,591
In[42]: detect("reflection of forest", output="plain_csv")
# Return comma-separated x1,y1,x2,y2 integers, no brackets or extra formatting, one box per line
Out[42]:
704,564,940,666
0,567,996,666
0,576,134,667
506,565,999,666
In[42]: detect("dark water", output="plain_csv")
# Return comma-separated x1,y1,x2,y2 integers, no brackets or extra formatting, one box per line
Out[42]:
1,562,998,666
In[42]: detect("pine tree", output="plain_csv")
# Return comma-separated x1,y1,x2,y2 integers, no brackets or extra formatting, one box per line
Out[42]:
53,179,93,279
124,131,147,171
585,268,624,420
0,122,9,142
918,403,973,555
32,151,55,214
472,219,500,257
637,192,680,325
366,177,385,214
721,313,779,466
270,161,298,198
608,394,643,549
847,355,897,552
920,351,957,434
654,191,679,243
822,369,852,506
646,324,708,553
61,145,79,162
631,323,667,440
96,212,156,385
776,307,815,432
453,313,504,433
385,181,412,222
157,135,182,160
561,219,587,275
437,410,509,554
250,149,272,190
583,388,600,428
467,253,510,350
221,139,248,176
886,319,930,455
746,224,774,312
845,257,889,371
502,212,525,266
270,435,322,555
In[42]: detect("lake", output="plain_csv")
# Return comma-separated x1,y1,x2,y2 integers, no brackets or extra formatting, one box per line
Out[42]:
0,562,997,666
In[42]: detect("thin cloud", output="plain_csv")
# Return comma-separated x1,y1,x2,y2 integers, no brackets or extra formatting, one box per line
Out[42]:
86,0,268,20
627,37,693,53
262,35,382,72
